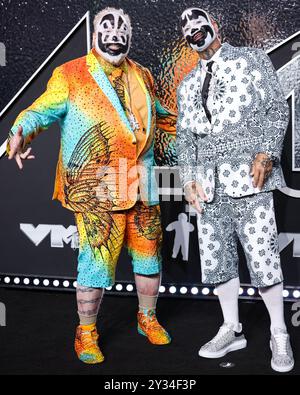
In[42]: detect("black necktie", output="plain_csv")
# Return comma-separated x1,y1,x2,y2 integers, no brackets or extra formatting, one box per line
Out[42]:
201,61,214,123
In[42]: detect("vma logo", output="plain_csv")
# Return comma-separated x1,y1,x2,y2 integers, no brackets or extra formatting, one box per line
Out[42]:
20,223,300,259
20,224,79,249
278,233,300,257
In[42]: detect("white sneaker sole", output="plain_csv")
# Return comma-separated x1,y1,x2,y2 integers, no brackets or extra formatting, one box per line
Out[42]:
198,338,247,359
270,341,294,373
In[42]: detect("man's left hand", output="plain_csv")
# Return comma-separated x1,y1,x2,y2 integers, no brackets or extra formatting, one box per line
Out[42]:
250,153,273,190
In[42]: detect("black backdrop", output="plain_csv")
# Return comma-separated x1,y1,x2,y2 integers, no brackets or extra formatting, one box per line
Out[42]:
0,0,300,289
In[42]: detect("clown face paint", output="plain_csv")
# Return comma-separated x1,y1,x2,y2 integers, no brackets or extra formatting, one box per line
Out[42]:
95,8,132,66
181,8,217,52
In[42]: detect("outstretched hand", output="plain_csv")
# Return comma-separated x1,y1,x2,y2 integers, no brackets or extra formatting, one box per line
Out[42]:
8,126,35,169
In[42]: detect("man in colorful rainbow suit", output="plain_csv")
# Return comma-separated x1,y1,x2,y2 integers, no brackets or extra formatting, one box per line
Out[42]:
7,7,176,364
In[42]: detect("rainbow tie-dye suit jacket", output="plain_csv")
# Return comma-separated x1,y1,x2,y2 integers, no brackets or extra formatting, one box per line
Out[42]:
9,50,176,213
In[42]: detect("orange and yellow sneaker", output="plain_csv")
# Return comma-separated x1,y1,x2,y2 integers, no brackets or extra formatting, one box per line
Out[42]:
75,324,105,364
137,310,171,345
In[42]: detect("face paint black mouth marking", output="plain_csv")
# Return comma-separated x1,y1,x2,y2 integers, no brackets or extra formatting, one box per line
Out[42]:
96,11,131,61
187,25,214,46
106,43,126,55
98,32,129,56
191,28,207,45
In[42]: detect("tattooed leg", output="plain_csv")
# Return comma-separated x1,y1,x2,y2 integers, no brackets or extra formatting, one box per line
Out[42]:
76,285,104,326
135,273,161,313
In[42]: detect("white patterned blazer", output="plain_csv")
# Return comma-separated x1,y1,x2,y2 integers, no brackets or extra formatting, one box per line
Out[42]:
176,43,290,201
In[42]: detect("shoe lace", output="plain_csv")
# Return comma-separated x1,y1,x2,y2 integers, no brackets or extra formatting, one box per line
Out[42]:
274,334,288,355
141,313,161,331
211,324,232,344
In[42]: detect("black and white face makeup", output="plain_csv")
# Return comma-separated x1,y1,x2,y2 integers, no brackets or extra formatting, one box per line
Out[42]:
94,8,132,66
181,8,217,52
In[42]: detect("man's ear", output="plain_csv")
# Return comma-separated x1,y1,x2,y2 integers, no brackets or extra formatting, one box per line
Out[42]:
211,19,219,35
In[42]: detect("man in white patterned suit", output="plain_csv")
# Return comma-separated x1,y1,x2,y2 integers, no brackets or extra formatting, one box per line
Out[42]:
177,7,294,372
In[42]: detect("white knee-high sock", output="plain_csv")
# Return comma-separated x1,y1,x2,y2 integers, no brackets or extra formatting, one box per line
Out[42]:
216,277,241,332
259,282,287,334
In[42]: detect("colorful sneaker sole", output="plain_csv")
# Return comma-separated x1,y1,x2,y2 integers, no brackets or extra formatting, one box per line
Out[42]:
138,325,147,337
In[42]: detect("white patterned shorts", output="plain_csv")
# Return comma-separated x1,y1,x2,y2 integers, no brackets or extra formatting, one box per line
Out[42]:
197,191,283,288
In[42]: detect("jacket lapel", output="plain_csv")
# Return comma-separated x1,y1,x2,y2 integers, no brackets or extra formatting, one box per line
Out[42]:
210,44,234,131
127,59,152,140
86,51,134,134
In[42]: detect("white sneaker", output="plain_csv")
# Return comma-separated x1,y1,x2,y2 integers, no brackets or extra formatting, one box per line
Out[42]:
270,328,294,373
198,323,247,359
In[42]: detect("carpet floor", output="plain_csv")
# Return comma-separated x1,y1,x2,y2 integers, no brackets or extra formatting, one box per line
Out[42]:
0,288,299,375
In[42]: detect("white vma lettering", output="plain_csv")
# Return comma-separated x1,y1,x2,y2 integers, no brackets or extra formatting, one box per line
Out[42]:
278,233,300,257
278,54,300,173
20,224,79,249
0,303,6,327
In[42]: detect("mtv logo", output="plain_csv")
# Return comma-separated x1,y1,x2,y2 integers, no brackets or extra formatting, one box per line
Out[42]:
0,43,6,67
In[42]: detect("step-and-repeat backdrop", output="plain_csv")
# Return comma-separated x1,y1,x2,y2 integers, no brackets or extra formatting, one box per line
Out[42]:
0,0,299,290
